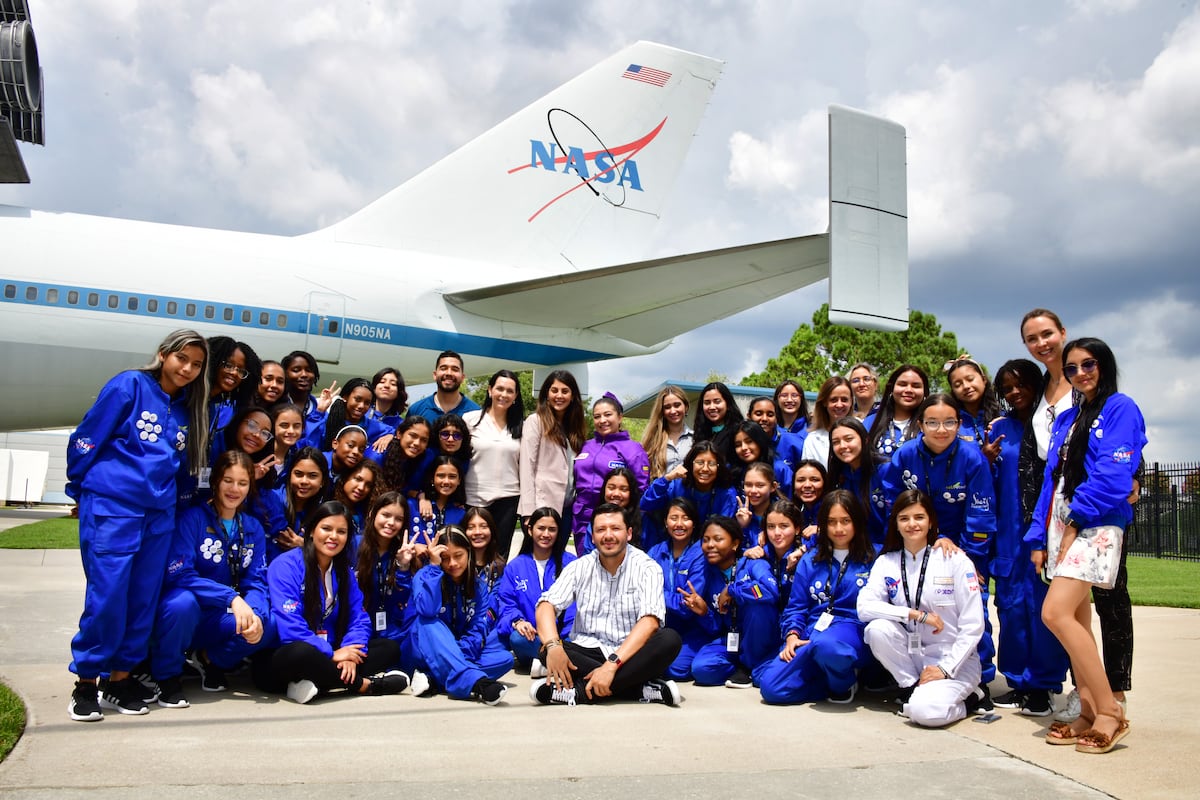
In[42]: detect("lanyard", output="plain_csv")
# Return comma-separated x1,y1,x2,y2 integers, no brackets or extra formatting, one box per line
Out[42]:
900,546,931,628
919,438,959,498
824,557,851,613
375,553,392,612
214,507,245,591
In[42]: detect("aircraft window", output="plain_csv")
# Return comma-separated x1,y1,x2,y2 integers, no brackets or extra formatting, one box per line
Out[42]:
25,286,37,300
68,291,79,304
328,320,339,334
185,303,196,316
88,293,99,307
128,297,138,311
241,310,251,324
47,289,59,303
3,285,13,299
259,312,269,326
108,295,119,309
223,307,233,321
277,314,287,328
147,299,158,313
167,301,177,315
204,305,214,319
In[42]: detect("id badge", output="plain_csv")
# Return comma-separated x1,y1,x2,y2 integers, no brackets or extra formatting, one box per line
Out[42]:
814,612,833,632
906,629,922,653
197,467,212,489
726,632,740,653
316,629,328,642
375,611,387,632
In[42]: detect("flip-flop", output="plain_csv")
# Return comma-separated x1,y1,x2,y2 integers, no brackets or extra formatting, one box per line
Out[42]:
1076,719,1131,754
1045,720,1081,745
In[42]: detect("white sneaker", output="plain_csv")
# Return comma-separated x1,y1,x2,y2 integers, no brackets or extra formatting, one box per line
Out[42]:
410,670,432,697
286,679,318,705
530,658,547,679
1054,688,1080,722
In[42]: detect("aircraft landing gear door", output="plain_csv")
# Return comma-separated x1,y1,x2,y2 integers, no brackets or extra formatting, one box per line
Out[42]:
305,291,345,364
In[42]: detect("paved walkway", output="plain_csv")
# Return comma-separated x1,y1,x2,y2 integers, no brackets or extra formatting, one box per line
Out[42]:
0,513,1194,799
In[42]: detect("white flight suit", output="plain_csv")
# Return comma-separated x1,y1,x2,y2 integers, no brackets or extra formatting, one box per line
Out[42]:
857,546,984,727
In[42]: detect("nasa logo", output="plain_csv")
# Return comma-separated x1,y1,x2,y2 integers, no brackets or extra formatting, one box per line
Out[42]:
509,118,667,221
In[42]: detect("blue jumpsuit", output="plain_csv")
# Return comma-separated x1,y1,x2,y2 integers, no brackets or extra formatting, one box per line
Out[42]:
494,553,576,664
267,548,373,658
881,435,997,682
154,503,276,678
67,370,193,679
833,464,889,547
639,476,738,551
773,429,806,474
989,414,1068,694
406,498,466,546
648,540,715,680
402,565,511,699
358,548,414,670
691,557,785,686
758,549,873,703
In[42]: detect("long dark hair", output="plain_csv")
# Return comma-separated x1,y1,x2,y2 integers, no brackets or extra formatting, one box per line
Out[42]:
1059,337,1120,500
355,491,408,605
813,489,875,565
682,441,733,491
424,455,466,506
868,364,930,452
693,381,743,441
207,336,263,409
431,413,474,465
477,369,525,438
286,446,329,529
371,367,408,416
519,507,569,574
825,417,881,508
381,415,431,492
534,369,584,450
882,490,940,554
437,525,479,602
301,501,354,641
773,379,809,429
462,506,500,573
321,378,374,451
945,357,1001,422
223,405,274,460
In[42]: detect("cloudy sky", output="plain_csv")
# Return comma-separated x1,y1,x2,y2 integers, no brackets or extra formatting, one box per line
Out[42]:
2,0,1196,460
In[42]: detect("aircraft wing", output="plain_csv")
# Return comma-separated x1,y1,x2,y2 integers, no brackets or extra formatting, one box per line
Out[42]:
444,235,830,347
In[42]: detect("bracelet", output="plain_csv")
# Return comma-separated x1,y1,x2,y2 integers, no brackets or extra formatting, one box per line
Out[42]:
539,638,562,658
937,665,950,680
917,611,928,624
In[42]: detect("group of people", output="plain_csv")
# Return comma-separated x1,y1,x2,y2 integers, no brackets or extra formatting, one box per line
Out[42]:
64,308,1145,755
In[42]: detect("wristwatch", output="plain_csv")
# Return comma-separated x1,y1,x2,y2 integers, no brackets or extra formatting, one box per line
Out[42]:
607,652,623,667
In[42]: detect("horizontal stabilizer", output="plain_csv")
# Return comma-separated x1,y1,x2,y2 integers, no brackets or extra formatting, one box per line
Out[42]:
445,235,830,348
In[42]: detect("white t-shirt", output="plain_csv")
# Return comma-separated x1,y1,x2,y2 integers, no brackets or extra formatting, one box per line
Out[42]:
462,409,521,505
1032,391,1075,460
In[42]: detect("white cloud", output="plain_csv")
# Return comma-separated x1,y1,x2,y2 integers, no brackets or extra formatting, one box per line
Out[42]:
1069,0,1141,19
1032,10,1200,191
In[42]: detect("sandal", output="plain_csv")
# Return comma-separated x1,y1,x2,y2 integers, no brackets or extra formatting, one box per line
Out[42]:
1045,720,1082,745
1075,718,1131,754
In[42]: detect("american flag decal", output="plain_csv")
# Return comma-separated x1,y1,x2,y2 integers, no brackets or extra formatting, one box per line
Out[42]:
622,63,671,87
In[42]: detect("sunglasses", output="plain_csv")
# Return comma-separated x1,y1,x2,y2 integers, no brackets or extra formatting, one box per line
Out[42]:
1064,359,1099,379
439,430,464,441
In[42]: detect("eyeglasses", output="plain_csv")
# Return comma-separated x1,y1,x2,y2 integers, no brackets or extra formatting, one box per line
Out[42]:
439,430,463,441
244,419,273,442
921,419,959,431
1064,359,1099,379
220,361,250,380
850,376,875,385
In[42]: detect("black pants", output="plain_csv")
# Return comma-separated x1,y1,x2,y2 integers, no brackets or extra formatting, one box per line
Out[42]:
563,628,682,702
485,495,521,560
268,638,401,695
1092,545,1133,692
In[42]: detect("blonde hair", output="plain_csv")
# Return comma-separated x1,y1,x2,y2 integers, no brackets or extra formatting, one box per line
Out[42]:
641,386,689,479
142,329,210,475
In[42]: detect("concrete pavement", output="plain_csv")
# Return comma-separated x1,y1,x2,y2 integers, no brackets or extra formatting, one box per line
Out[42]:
0,512,1195,799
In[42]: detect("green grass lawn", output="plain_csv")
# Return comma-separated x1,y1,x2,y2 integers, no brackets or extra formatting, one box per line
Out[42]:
0,517,79,549
0,681,25,764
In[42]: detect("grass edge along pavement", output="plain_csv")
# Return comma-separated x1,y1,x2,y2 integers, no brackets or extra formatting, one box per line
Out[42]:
1,516,1197,608
0,681,25,764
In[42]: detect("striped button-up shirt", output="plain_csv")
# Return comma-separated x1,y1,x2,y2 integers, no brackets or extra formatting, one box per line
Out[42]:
540,546,665,653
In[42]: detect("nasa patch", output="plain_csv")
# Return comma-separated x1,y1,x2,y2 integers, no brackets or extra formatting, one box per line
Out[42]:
1113,445,1133,464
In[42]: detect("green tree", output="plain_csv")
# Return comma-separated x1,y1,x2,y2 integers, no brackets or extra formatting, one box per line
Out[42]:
741,304,962,392
465,370,538,416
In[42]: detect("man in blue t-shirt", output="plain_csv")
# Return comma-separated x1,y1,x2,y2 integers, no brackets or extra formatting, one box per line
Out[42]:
406,350,480,422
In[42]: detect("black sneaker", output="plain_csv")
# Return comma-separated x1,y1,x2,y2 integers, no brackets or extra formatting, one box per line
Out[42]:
828,682,858,704
640,678,680,706
156,676,190,709
530,679,581,706
98,677,149,715
366,670,410,696
473,678,508,706
130,666,160,703
964,684,994,715
188,652,227,692
724,668,753,689
993,689,1027,709
68,680,102,722
1019,689,1054,717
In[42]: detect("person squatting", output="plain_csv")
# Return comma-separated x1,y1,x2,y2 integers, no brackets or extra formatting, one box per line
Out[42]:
65,319,1145,756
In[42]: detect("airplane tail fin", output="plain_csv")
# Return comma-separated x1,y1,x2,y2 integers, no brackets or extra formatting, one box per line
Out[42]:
326,42,723,272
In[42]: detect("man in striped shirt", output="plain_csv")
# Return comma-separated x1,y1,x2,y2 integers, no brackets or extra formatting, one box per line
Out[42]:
532,503,682,705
